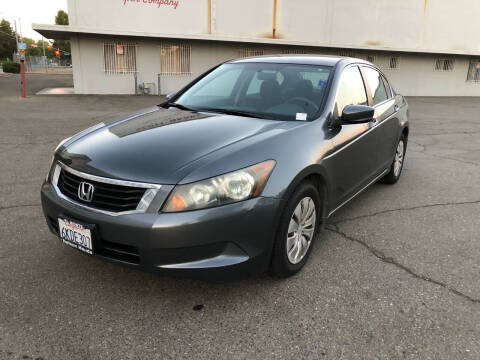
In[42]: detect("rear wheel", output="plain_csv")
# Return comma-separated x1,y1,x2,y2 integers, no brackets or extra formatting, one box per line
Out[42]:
272,181,321,277
381,135,406,184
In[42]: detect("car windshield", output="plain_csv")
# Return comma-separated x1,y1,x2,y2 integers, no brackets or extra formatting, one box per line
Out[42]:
173,62,332,121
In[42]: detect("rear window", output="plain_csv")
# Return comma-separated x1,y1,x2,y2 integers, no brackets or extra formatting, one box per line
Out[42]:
362,66,389,105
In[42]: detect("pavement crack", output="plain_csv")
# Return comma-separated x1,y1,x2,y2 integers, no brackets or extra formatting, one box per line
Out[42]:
333,200,480,225
326,224,480,304
0,203,40,211
415,130,480,136
408,140,480,167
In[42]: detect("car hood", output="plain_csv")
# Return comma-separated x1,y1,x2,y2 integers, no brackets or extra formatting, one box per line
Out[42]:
60,107,291,184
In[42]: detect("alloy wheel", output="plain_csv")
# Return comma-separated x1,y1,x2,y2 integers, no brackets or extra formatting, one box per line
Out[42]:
393,140,405,177
286,197,316,264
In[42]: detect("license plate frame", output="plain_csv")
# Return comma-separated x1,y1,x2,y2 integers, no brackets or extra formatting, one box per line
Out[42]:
58,217,94,255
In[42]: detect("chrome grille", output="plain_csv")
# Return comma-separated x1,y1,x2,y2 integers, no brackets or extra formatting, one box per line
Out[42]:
56,167,147,212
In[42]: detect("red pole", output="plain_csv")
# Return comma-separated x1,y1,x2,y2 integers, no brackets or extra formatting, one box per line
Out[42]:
20,60,26,98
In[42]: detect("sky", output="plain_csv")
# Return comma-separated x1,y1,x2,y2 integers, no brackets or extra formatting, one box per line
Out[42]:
0,0,67,40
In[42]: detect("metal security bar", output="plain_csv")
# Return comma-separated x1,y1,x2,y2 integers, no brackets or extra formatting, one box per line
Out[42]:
239,48,264,58
339,51,356,58
160,44,191,75
389,57,399,69
466,60,480,82
103,42,137,74
435,59,454,71
282,48,307,54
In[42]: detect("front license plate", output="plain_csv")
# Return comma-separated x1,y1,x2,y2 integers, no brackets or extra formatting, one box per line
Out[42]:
58,218,93,255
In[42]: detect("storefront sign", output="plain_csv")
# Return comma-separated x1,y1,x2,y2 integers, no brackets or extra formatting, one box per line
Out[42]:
123,0,180,9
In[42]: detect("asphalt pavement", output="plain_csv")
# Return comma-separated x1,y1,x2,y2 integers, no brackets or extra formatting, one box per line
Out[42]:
0,74,479,359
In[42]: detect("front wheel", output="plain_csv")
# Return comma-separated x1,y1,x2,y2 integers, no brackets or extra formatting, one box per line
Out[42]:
271,181,321,277
381,135,406,184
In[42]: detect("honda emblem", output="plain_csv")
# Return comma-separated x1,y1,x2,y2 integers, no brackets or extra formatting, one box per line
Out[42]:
78,182,94,202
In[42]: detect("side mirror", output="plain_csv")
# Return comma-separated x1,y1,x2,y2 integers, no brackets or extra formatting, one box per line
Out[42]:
341,104,374,124
166,91,177,101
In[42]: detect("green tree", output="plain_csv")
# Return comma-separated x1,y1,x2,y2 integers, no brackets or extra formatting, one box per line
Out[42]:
55,10,69,25
0,19,17,61
36,39,55,58
23,36,41,56
52,10,71,59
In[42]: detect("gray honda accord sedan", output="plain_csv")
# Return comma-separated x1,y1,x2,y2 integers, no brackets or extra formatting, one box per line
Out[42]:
41,55,409,279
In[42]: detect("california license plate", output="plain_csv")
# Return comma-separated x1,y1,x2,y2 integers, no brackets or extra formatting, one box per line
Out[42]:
58,218,93,255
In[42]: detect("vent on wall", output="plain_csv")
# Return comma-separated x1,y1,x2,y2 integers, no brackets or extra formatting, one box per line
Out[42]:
389,57,399,69
466,60,480,82
239,48,265,58
435,59,454,71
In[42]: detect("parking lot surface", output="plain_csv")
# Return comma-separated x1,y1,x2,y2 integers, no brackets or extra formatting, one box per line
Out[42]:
1,74,479,359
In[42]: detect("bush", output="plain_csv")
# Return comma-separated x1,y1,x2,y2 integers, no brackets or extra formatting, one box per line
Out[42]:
1,61,20,73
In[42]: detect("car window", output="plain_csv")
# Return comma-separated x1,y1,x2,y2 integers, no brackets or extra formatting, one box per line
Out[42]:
381,75,392,98
175,63,333,121
299,71,329,90
362,67,388,105
246,70,284,96
192,67,243,98
335,66,368,115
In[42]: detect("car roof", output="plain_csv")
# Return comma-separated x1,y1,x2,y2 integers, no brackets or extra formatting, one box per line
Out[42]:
228,55,370,67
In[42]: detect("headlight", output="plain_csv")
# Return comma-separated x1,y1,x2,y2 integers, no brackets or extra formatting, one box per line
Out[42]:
163,160,276,212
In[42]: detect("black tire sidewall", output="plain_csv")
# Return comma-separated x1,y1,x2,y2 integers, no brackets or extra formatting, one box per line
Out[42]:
272,181,321,277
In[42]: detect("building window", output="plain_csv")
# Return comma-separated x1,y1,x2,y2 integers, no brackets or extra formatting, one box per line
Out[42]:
282,48,307,55
239,48,264,57
103,42,137,74
160,44,191,75
389,57,399,69
466,60,480,82
435,59,454,71
339,51,356,58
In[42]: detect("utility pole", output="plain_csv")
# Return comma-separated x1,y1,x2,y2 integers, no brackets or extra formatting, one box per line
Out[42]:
18,17,22,43
14,19,19,57
42,36,47,72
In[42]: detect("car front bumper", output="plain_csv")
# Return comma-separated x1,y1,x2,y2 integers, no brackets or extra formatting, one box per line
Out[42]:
41,182,282,280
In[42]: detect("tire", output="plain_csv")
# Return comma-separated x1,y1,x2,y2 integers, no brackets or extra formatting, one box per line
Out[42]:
381,135,407,185
271,181,321,277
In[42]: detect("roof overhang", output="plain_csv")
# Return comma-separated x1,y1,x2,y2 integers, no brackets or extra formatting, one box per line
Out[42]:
32,24,480,57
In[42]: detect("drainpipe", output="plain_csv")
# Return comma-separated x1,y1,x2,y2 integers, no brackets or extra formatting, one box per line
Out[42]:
134,72,138,95
157,73,162,96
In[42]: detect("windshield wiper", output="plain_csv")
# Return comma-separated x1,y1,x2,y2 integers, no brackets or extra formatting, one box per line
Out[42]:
163,102,198,112
197,107,275,120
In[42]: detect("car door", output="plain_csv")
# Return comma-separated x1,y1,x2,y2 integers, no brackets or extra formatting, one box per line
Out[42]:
325,65,382,210
361,66,399,171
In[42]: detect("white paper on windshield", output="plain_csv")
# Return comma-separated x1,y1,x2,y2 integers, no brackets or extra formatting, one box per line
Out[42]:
296,113,308,121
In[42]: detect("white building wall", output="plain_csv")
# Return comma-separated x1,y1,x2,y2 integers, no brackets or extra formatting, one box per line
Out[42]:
71,36,480,96
378,55,479,96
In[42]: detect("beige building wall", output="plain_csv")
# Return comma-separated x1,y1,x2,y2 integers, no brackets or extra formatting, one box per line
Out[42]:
63,0,480,96
67,0,480,55
70,36,480,96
